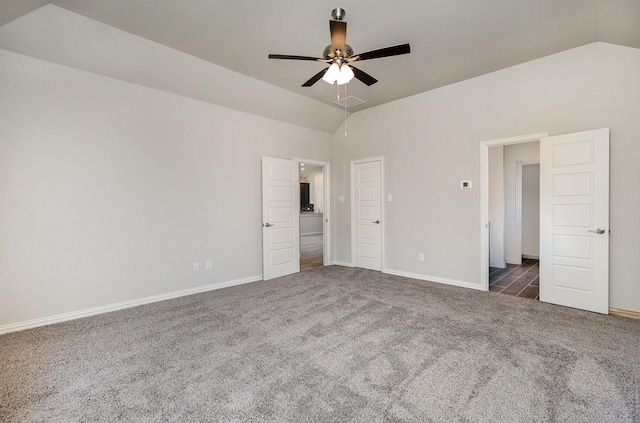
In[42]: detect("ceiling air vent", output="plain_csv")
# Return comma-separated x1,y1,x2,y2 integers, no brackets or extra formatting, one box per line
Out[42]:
334,96,365,108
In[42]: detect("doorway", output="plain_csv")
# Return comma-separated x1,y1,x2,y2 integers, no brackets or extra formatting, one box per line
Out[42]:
481,129,610,314
487,142,541,299
262,156,331,280
481,132,547,291
296,158,330,271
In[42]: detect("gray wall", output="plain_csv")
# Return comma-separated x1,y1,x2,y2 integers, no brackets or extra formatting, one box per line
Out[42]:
333,42,640,312
0,49,333,327
504,142,540,264
488,146,505,268
522,164,540,258
3,40,640,330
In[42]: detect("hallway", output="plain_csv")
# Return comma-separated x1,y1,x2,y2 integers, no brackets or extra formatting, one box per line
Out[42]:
489,259,539,300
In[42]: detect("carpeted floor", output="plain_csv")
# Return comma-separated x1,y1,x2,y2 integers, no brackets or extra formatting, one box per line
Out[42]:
1,266,639,422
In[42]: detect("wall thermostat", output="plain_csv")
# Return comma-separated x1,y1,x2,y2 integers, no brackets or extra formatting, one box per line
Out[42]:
461,180,472,189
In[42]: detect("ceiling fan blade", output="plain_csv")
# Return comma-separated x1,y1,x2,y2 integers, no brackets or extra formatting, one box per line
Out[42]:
353,43,411,61
268,54,325,61
302,67,330,87
350,65,378,86
330,20,347,52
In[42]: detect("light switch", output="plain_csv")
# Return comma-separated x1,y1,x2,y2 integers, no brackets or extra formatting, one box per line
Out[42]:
387,194,393,202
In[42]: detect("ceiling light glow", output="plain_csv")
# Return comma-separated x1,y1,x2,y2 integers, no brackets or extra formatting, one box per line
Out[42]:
322,63,341,84
322,63,354,85
336,64,354,85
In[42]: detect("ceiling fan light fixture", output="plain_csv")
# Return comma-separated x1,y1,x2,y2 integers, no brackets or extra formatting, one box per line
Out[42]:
336,64,354,85
268,8,410,88
322,63,341,84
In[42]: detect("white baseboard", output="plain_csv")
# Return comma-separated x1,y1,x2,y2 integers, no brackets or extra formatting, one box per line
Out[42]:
0,275,263,335
489,261,506,268
301,232,323,236
522,254,539,260
331,261,354,267
383,268,484,291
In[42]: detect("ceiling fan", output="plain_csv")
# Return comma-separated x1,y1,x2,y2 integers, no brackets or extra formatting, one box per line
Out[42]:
268,8,410,87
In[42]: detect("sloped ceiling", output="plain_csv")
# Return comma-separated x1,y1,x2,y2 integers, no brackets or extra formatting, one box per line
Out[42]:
1,0,639,134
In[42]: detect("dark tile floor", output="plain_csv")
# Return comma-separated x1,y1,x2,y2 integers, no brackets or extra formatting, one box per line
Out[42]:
489,259,539,300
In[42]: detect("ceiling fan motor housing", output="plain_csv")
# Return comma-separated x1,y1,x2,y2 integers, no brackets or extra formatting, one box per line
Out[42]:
323,44,353,61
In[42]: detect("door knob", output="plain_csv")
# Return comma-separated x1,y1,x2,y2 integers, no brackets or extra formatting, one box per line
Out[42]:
373,220,380,224
264,223,274,227
587,228,605,234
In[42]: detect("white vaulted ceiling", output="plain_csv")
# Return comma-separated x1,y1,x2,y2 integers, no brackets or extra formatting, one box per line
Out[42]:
1,0,639,133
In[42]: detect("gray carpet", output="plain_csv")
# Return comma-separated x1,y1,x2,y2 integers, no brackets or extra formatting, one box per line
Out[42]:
1,266,639,422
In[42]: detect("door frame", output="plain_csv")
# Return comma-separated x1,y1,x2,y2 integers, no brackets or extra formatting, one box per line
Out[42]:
516,160,540,262
294,157,331,266
480,132,548,291
350,157,385,268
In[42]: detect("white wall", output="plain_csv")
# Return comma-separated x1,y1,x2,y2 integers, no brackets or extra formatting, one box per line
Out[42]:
314,170,324,214
0,5,346,134
488,146,505,268
333,42,640,312
0,49,332,327
521,164,540,258
4,39,640,331
504,142,540,264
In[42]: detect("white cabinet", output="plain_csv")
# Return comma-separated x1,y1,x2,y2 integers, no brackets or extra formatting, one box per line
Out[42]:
300,213,323,235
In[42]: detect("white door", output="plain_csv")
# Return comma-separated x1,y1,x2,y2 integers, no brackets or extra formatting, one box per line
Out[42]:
353,160,382,270
539,128,609,314
262,156,299,280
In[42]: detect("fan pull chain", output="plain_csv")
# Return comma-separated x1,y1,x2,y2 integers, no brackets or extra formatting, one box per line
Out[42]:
344,83,347,137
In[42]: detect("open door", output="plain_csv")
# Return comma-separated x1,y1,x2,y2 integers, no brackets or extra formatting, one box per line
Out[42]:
540,128,609,314
262,156,300,280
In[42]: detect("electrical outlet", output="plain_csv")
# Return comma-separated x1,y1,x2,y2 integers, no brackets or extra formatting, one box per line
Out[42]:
205,260,212,270
193,262,200,272
418,253,424,262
